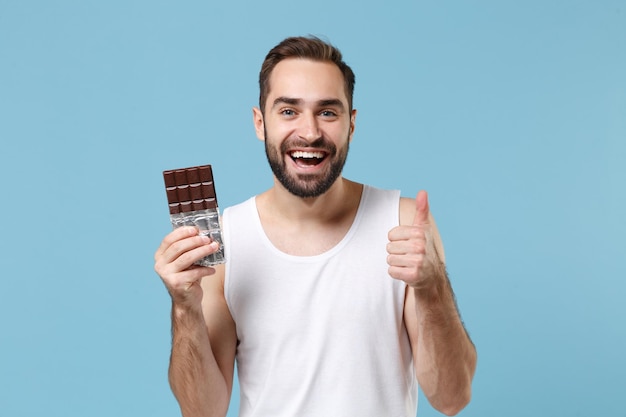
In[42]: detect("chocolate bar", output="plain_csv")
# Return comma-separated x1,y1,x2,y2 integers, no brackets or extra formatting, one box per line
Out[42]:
162,164,225,266
163,164,218,214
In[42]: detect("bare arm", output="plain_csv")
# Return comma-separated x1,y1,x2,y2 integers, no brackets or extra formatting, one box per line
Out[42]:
387,192,477,416
155,226,237,417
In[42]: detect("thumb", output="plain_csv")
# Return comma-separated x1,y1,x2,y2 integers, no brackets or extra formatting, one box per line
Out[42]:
412,190,430,226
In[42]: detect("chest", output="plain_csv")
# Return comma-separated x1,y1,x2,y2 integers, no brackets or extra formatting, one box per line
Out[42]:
262,221,353,256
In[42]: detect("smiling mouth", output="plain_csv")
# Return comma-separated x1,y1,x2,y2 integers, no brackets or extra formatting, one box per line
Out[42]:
289,150,327,167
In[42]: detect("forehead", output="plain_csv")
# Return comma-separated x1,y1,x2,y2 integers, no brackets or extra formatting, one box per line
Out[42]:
267,58,348,104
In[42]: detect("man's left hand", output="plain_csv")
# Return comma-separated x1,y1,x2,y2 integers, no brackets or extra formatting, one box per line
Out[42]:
386,190,444,289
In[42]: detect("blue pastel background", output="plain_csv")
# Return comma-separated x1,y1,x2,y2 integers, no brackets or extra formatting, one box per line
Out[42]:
1,1,624,416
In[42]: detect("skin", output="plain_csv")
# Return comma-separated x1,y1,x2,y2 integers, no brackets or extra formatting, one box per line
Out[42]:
154,58,476,417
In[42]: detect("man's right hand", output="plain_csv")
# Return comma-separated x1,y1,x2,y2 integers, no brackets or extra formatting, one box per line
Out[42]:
154,226,220,308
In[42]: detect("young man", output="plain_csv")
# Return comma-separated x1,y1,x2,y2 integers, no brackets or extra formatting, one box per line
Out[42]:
154,36,477,417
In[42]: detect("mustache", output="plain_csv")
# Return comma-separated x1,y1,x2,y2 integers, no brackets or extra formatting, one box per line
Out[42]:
280,137,336,154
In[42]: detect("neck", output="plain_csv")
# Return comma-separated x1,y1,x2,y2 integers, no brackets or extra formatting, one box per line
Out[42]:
260,177,362,224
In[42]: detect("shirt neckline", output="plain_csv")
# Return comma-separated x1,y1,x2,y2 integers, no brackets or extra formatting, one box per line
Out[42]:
249,185,370,262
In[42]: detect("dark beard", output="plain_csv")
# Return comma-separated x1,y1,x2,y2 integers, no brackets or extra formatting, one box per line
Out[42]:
264,132,350,198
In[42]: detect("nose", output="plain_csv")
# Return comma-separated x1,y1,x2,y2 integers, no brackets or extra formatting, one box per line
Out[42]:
297,112,321,142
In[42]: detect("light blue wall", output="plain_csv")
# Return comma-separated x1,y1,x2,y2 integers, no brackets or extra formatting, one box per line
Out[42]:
1,1,624,416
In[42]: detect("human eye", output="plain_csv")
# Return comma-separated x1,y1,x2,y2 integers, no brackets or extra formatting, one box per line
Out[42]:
280,108,297,117
320,109,338,118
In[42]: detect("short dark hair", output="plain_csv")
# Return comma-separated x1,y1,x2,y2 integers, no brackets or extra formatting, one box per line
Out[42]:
258,36,356,113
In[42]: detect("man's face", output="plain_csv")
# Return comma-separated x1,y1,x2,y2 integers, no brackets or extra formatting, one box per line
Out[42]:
253,58,356,198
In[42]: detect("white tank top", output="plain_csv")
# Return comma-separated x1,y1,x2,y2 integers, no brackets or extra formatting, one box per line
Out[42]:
223,185,417,417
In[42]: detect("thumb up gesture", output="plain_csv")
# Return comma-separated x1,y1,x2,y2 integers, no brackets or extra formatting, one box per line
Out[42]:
386,191,445,289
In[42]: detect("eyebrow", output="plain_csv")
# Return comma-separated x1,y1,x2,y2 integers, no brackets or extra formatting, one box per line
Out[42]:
272,97,301,108
318,99,345,110
271,97,346,111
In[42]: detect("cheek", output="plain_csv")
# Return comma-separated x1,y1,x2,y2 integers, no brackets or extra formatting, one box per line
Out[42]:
264,123,291,140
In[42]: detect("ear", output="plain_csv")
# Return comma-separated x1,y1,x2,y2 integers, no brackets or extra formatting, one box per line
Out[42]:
252,107,265,141
348,109,357,142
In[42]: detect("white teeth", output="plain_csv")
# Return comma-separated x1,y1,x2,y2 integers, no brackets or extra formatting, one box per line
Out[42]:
290,151,324,159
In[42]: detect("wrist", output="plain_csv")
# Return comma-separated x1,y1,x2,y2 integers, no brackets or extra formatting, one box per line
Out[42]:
171,299,204,322
412,267,450,304
410,257,446,290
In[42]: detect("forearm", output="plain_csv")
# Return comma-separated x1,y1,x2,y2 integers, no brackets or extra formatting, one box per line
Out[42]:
169,303,230,417
412,273,477,416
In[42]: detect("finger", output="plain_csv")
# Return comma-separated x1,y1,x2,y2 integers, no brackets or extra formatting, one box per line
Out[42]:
387,253,422,268
155,226,199,259
386,238,426,255
388,265,417,282
171,240,219,271
388,225,427,242
155,239,218,278
157,232,212,267
412,190,430,226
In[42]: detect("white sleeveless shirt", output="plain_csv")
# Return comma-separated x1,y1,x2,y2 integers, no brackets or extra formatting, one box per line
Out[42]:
223,185,417,417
